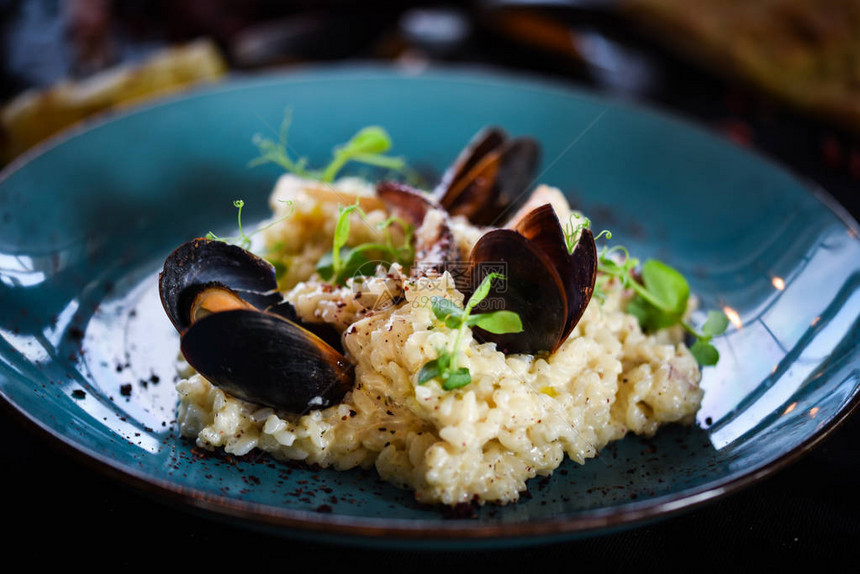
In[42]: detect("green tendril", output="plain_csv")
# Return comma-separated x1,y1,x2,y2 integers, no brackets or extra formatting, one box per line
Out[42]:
563,219,728,366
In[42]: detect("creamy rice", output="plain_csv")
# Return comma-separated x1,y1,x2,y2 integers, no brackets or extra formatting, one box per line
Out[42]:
174,174,703,506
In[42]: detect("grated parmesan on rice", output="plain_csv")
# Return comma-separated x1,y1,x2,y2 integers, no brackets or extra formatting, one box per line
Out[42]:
174,174,703,506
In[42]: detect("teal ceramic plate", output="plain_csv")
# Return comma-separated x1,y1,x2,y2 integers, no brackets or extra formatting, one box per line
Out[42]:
1,65,858,548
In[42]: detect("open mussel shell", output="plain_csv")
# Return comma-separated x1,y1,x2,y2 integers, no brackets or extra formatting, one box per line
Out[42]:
159,238,354,413
159,238,283,332
434,127,541,227
433,126,507,200
180,309,354,413
467,229,567,355
512,204,597,342
466,204,597,355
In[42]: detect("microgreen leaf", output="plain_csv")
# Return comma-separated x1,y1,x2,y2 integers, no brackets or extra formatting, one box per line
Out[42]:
626,294,679,332
467,310,523,334
435,349,451,371
690,339,720,366
591,230,725,367
333,204,360,251
638,260,690,316
621,259,691,332
701,309,730,337
442,368,472,390
419,274,523,390
418,358,442,385
321,126,404,182
251,112,409,183
318,203,415,285
316,247,373,284
466,272,504,314
340,126,392,155
324,203,361,283
315,250,336,281
431,296,465,329
418,353,471,389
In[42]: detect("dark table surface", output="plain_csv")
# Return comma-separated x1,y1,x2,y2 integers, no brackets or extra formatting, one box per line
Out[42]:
2,2,858,568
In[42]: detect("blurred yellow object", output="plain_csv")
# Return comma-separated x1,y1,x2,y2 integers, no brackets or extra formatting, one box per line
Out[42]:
0,38,228,165
622,0,860,132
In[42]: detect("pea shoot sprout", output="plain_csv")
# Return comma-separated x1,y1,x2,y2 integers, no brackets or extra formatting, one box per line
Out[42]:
206,198,295,251
315,201,416,286
419,273,524,390
563,213,728,366
249,109,413,183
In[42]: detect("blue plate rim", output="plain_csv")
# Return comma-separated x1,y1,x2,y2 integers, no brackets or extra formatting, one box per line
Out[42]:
1,61,859,544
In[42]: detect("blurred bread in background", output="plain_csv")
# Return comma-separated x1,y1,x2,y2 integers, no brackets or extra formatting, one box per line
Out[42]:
622,0,860,133
0,38,227,165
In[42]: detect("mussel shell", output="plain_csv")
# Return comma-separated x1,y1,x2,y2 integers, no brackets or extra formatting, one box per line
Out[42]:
512,204,597,341
433,126,507,201
439,135,541,227
562,227,597,339
180,309,354,414
159,238,282,332
466,229,567,355
267,300,345,354
440,147,501,224
482,137,541,225
376,180,439,226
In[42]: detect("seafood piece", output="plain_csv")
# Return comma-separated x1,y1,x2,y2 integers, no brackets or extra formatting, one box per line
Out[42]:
269,174,387,214
513,204,596,344
464,204,597,355
158,238,354,413
433,126,541,227
159,238,282,332
375,180,438,226
180,308,354,413
376,180,460,277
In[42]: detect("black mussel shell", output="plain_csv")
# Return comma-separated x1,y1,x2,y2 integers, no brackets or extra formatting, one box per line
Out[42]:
435,127,541,227
159,238,282,332
466,229,567,355
433,126,507,202
180,309,354,414
482,137,541,225
465,204,597,355
560,227,596,340
267,300,345,354
512,204,597,342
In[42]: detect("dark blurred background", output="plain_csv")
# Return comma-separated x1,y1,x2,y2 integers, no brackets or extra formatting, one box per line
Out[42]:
2,0,860,221
1,0,858,568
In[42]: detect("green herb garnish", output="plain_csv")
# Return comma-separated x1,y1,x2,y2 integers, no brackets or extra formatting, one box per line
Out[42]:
418,273,523,390
250,110,410,183
564,214,728,366
206,198,295,251
687,310,729,365
315,202,415,285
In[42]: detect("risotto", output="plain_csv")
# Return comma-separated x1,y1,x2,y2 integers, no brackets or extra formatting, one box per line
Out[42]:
170,171,705,507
